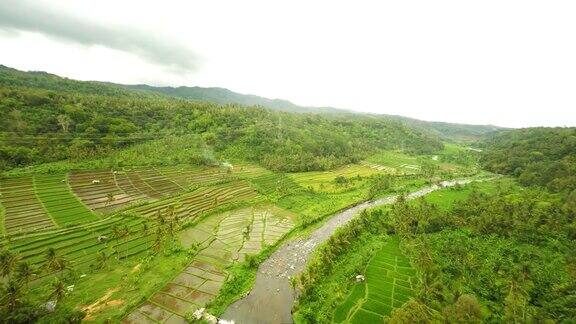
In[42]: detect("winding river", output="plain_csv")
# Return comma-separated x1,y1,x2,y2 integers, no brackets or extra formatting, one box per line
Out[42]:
221,179,474,323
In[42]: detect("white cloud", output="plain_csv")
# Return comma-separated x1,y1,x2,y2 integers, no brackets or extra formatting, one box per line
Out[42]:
0,0,575,128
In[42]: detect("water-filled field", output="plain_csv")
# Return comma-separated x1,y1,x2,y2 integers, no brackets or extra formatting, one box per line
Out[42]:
124,204,296,323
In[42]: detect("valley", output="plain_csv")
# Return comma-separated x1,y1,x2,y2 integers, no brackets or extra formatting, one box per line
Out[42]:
0,66,574,324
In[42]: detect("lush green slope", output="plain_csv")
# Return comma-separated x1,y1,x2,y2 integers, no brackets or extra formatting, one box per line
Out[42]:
295,179,576,323
0,65,502,146
481,127,576,192
0,81,442,172
388,115,503,142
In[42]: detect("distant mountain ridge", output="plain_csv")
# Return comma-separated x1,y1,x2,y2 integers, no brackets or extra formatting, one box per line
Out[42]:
124,84,349,114
0,64,503,141
123,84,504,141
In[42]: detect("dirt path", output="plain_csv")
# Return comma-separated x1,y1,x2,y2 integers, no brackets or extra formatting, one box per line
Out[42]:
221,179,473,324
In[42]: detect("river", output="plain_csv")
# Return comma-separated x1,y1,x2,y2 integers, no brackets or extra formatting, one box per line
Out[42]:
221,179,473,323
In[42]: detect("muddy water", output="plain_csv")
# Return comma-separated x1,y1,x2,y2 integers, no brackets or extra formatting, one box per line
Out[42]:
221,179,473,324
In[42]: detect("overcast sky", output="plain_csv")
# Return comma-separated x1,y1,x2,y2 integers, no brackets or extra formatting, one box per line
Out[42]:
0,0,575,128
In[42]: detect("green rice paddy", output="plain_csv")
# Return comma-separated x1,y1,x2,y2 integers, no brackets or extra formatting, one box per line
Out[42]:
333,236,416,323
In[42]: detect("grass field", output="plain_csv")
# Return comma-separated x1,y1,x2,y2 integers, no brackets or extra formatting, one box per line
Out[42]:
333,236,416,323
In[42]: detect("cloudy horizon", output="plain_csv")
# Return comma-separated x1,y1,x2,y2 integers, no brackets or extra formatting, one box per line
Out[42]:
0,0,575,128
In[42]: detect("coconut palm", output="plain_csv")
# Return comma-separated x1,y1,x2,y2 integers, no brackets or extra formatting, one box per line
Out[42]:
141,222,149,237
0,250,20,278
15,261,35,287
121,225,130,260
42,248,69,275
0,280,24,311
92,251,110,270
43,247,57,271
49,278,67,303
151,226,165,253
110,225,123,259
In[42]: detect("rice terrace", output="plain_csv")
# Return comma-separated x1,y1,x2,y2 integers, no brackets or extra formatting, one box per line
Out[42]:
1,4,576,322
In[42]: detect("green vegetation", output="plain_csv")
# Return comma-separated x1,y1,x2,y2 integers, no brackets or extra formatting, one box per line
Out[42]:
481,127,576,192
1,64,573,323
0,157,440,322
0,66,443,172
334,237,416,323
295,178,576,322
33,174,99,227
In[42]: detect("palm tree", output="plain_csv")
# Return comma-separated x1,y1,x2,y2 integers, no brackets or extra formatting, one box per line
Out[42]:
111,225,123,259
43,248,57,272
141,222,149,237
121,225,130,260
49,278,67,304
92,251,109,270
504,279,529,323
56,114,71,133
0,280,24,311
151,227,165,254
0,250,20,278
42,248,69,276
15,261,35,287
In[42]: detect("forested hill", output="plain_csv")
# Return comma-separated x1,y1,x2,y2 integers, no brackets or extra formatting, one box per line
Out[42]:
0,74,442,172
0,65,501,141
0,65,137,97
393,117,503,142
481,127,576,192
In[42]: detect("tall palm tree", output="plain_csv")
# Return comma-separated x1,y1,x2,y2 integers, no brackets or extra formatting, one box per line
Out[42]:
93,251,109,270
42,248,69,276
15,261,35,287
42,248,57,272
121,225,130,260
141,222,149,237
49,278,67,304
152,226,164,254
0,250,20,278
0,280,24,311
111,225,123,259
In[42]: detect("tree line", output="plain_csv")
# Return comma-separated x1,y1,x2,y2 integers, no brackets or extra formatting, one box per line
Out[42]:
0,85,442,172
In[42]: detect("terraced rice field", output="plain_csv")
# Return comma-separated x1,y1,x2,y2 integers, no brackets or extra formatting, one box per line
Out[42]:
360,161,398,174
366,151,422,175
0,165,271,235
0,215,155,270
133,180,259,222
250,172,303,197
69,168,185,214
333,236,416,323
290,164,380,193
34,174,99,227
159,165,268,189
124,205,296,323
0,177,57,234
